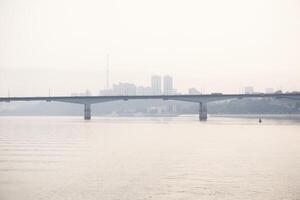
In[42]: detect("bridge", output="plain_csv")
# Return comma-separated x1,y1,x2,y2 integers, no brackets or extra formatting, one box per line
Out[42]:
1,93,300,121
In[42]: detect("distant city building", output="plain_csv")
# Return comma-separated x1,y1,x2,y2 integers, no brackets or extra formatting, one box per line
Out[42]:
99,74,176,96
147,106,163,114
188,88,201,95
136,86,152,95
99,89,112,96
151,75,162,95
244,87,254,94
79,90,91,96
113,82,136,95
163,75,173,95
265,88,274,94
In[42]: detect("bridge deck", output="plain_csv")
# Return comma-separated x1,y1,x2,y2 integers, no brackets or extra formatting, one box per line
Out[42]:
1,93,299,120
0,93,299,102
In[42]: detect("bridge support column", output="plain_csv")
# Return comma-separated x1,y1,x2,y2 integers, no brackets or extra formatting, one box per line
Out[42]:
84,104,91,120
199,102,207,121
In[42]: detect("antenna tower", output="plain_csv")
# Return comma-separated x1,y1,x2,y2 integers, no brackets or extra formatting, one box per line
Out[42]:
106,54,110,90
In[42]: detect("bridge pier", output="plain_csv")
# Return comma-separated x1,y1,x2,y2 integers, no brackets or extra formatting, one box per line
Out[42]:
199,102,207,121
84,104,91,120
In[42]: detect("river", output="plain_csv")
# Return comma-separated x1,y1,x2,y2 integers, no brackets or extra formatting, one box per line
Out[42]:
0,115,299,200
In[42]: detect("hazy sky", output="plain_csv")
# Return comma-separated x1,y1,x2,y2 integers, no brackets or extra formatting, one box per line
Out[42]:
0,0,299,96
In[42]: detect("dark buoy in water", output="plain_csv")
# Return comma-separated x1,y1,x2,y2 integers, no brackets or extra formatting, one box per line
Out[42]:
259,118,262,123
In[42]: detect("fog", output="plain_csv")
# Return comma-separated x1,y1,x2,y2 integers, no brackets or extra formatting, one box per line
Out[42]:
0,0,299,96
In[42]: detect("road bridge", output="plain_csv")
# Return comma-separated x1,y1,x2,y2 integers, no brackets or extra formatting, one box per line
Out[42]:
1,93,299,121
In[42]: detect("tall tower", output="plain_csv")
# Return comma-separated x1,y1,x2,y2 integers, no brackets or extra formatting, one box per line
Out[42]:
106,54,110,90
151,75,162,95
163,75,173,95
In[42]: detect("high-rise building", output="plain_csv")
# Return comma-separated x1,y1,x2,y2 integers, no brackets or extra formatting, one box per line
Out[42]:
163,75,173,95
244,86,254,94
136,86,152,95
113,82,136,95
151,75,162,95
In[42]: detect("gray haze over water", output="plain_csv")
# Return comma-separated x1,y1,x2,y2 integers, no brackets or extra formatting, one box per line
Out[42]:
0,1,300,199
0,116,299,200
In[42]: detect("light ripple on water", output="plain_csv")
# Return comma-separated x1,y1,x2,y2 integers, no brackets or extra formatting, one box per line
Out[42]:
0,116,299,200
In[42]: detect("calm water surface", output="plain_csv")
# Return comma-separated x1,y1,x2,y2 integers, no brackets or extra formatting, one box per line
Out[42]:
0,116,300,200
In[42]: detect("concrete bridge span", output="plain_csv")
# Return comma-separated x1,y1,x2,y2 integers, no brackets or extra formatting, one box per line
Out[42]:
1,93,299,121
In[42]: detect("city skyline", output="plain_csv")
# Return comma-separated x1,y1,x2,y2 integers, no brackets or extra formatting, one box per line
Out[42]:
1,0,300,96
0,66,298,97
79,74,284,97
